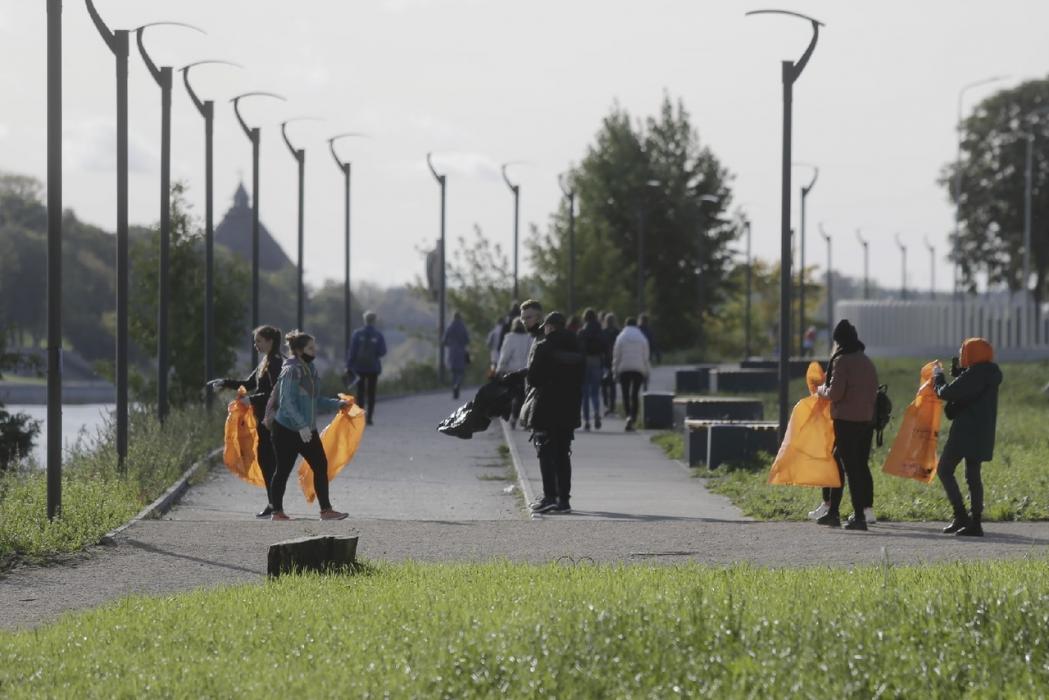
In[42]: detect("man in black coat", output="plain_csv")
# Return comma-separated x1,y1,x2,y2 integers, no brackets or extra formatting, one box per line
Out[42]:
524,311,584,514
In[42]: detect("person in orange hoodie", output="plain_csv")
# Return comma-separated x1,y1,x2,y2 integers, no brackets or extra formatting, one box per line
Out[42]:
932,338,1002,537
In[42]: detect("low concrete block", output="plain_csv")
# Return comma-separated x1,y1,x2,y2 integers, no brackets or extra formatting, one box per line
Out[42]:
684,420,779,469
740,358,823,380
672,396,764,427
643,392,674,430
709,369,778,393
674,365,717,394
267,535,359,577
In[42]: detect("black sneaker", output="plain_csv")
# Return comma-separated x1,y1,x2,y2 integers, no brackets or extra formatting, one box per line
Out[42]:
956,521,984,537
529,496,555,511
942,517,968,534
842,518,868,531
594,416,602,430
548,502,572,514
584,421,591,432
816,513,841,527
534,500,560,514
256,505,274,519
625,417,636,432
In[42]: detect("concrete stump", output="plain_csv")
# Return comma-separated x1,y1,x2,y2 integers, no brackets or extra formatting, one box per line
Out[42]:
674,366,717,394
643,392,674,429
740,358,823,380
684,420,780,469
267,535,359,577
672,396,764,427
709,369,778,393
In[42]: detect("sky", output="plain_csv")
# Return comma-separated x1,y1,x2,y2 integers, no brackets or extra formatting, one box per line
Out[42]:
2,0,1047,294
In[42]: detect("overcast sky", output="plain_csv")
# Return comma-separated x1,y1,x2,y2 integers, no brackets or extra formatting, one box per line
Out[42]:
2,1,1047,294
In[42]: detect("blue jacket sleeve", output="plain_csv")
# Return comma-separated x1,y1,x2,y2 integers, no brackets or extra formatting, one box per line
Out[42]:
275,365,309,430
347,331,359,369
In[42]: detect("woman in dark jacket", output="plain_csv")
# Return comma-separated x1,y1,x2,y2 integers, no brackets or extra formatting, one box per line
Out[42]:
933,337,1002,537
208,325,284,518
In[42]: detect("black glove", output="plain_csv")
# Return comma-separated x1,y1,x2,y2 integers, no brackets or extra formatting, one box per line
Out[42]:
950,356,962,378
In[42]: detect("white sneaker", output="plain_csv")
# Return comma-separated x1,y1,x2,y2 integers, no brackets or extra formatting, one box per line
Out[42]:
808,502,830,520
864,507,877,524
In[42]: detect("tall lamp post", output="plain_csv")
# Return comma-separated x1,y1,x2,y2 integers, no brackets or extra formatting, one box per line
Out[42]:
924,236,936,300
794,163,818,354
636,179,662,315
329,133,368,360
745,8,824,439
85,0,131,468
232,91,286,365
1023,107,1049,306
501,163,522,300
136,22,205,422
856,229,870,300
742,215,753,358
895,233,908,300
46,0,62,518
427,153,448,382
558,173,576,313
183,60,241,408
281,117,323,331
819,223,832,353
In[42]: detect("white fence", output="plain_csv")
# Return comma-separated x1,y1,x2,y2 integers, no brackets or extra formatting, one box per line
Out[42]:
834,299,1049,360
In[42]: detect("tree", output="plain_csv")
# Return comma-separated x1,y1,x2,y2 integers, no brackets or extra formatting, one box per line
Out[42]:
527,95,737,351
941,78,1049,302
0,334,40,470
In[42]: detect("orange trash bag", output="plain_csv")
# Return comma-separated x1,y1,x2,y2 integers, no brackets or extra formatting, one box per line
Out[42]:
882,361,942,484
299,394,367,503
223,386,266,488
768,361,841,488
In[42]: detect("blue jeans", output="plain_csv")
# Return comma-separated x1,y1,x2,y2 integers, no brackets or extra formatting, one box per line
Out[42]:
451,368,465,388
580,361,603,422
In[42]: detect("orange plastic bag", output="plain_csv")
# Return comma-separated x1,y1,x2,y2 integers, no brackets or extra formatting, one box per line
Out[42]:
768,361,841,488
223,386,266,488
882,362,942,483
299,394,367,503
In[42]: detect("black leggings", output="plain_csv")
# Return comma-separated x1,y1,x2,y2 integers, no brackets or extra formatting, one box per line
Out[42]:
602,372,616,412
270,421,332,512
938,446,983,519
356,372,378,418
256,423,276,506
828,419,874,520
620,371,644,421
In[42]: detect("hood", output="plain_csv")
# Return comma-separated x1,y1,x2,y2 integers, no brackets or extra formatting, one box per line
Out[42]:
620,325,646,341
963,360,1003,388
960,337,994,367
541,327,580,350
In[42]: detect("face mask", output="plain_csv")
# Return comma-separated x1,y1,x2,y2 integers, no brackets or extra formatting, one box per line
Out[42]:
301,353,315,363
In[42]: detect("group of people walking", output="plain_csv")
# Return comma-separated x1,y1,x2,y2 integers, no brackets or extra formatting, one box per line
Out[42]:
809,319,1001,536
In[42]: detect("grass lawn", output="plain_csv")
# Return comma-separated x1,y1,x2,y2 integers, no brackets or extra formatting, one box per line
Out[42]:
654,359,1049,522
2,559,1049,697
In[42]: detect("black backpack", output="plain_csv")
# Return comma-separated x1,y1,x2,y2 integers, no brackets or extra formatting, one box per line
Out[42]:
873,384,892,447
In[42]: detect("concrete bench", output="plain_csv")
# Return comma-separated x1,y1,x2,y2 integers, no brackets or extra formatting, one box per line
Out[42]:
643,391,675,430
683,419,780,469
267,535,359,577
674,365,719,394
740,358,824,380
709,369,778,393
672,396,764,428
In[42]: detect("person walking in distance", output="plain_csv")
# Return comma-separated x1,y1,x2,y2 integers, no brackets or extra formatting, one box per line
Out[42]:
265,330,351,521
208,325,284,519
525,311,584,513
933,338,1002,537
815,320,879,531
612,316,651,431
347,310,387,426
577,308,607,431
443,311,471,400
601,312,621,416
496,317,533,428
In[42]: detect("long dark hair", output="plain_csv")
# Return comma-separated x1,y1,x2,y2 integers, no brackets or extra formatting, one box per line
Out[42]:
254,325,283,377
285,329,315,357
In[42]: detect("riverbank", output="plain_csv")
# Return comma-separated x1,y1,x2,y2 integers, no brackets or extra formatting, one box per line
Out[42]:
0,380,115,405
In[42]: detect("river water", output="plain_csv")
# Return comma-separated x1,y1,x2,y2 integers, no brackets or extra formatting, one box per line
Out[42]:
6,404,115,467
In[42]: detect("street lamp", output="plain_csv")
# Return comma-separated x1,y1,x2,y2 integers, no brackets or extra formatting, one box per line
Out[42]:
794,162,818,354
696,194,721,335
856,229,870,300
501,163,523,300
136,21,206,423
636,179,662,315
329,133,369,361
85,0,131,468
426,153,448,382
741,214,753,358
895,233,908,300
558,173,576,313
281,117,324,331
1023,106,1049,306
819,223,832,353
183,59,241,409
924,236,936,300
745,7,824,439
46,0,62,519
231,90,286,365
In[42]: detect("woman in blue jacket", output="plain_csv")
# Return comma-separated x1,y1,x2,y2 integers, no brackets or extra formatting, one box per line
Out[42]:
265,330,350,521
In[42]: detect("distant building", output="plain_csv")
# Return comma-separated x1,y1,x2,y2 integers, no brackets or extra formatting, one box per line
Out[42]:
214,183,293,272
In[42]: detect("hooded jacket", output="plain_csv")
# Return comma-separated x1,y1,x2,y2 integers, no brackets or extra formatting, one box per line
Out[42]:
524,328,584,431
269,357,344,431
935,339,1002,461
612,325,651,378
219,353,284,423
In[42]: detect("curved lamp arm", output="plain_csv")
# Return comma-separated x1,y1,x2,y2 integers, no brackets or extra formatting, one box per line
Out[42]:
181,60,242,115
924,235,935,253
281,117,323,161
329,132,369,171
558,172,573,198
231,91,286,140
136,22,206,85
856,229,868,248
501,162,521,193
85,0,116,53
426,152,445,184
819,222,830,243
798,164,819,195
895,233,906,252
745,9,824,81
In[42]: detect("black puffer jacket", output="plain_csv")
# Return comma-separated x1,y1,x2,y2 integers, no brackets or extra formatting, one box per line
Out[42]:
219,353,284,423
523,328,584,431
934,361,1002,462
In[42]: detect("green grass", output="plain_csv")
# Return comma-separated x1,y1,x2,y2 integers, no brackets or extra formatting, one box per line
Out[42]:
2,559,1049,697
653,359,1049,522
0,405,221,566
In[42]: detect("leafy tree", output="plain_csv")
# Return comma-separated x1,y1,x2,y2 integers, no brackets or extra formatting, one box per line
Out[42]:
528,95,737,351
0,334,40,470
941,78,1049,302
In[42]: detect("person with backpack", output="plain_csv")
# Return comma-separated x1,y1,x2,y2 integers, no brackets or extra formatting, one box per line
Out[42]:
577,308,607,431
347,310,387,426
814,319,879,531
932,338,1002,537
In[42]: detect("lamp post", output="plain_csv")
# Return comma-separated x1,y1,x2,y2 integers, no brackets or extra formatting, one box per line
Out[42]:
636,179,662,315
794,163,818,354
559,173,576,313
183,60,240,408
820,223,832,353
895,233,908,300
136,22,205,422
501,163,522,300
742,215,753,358
924,236,936,300
281,117,323,331
856,229,870,299
427,153,447,382
329,133,368,361
232,91,286,365
85,0,131,468
46,0,62,519
745,8,824,440
1022,107,1049,306
695,194,721,344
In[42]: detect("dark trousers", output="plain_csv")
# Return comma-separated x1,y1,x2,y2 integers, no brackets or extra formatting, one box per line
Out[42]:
580,362,603,422
602,371,616,412
533,429,573,504
256,423,276,506
356,372,378,419
938,445,983,519
509,383,525,424
620,371,644,421
270,421,332,512
822,426,873,506
828,419,874,520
